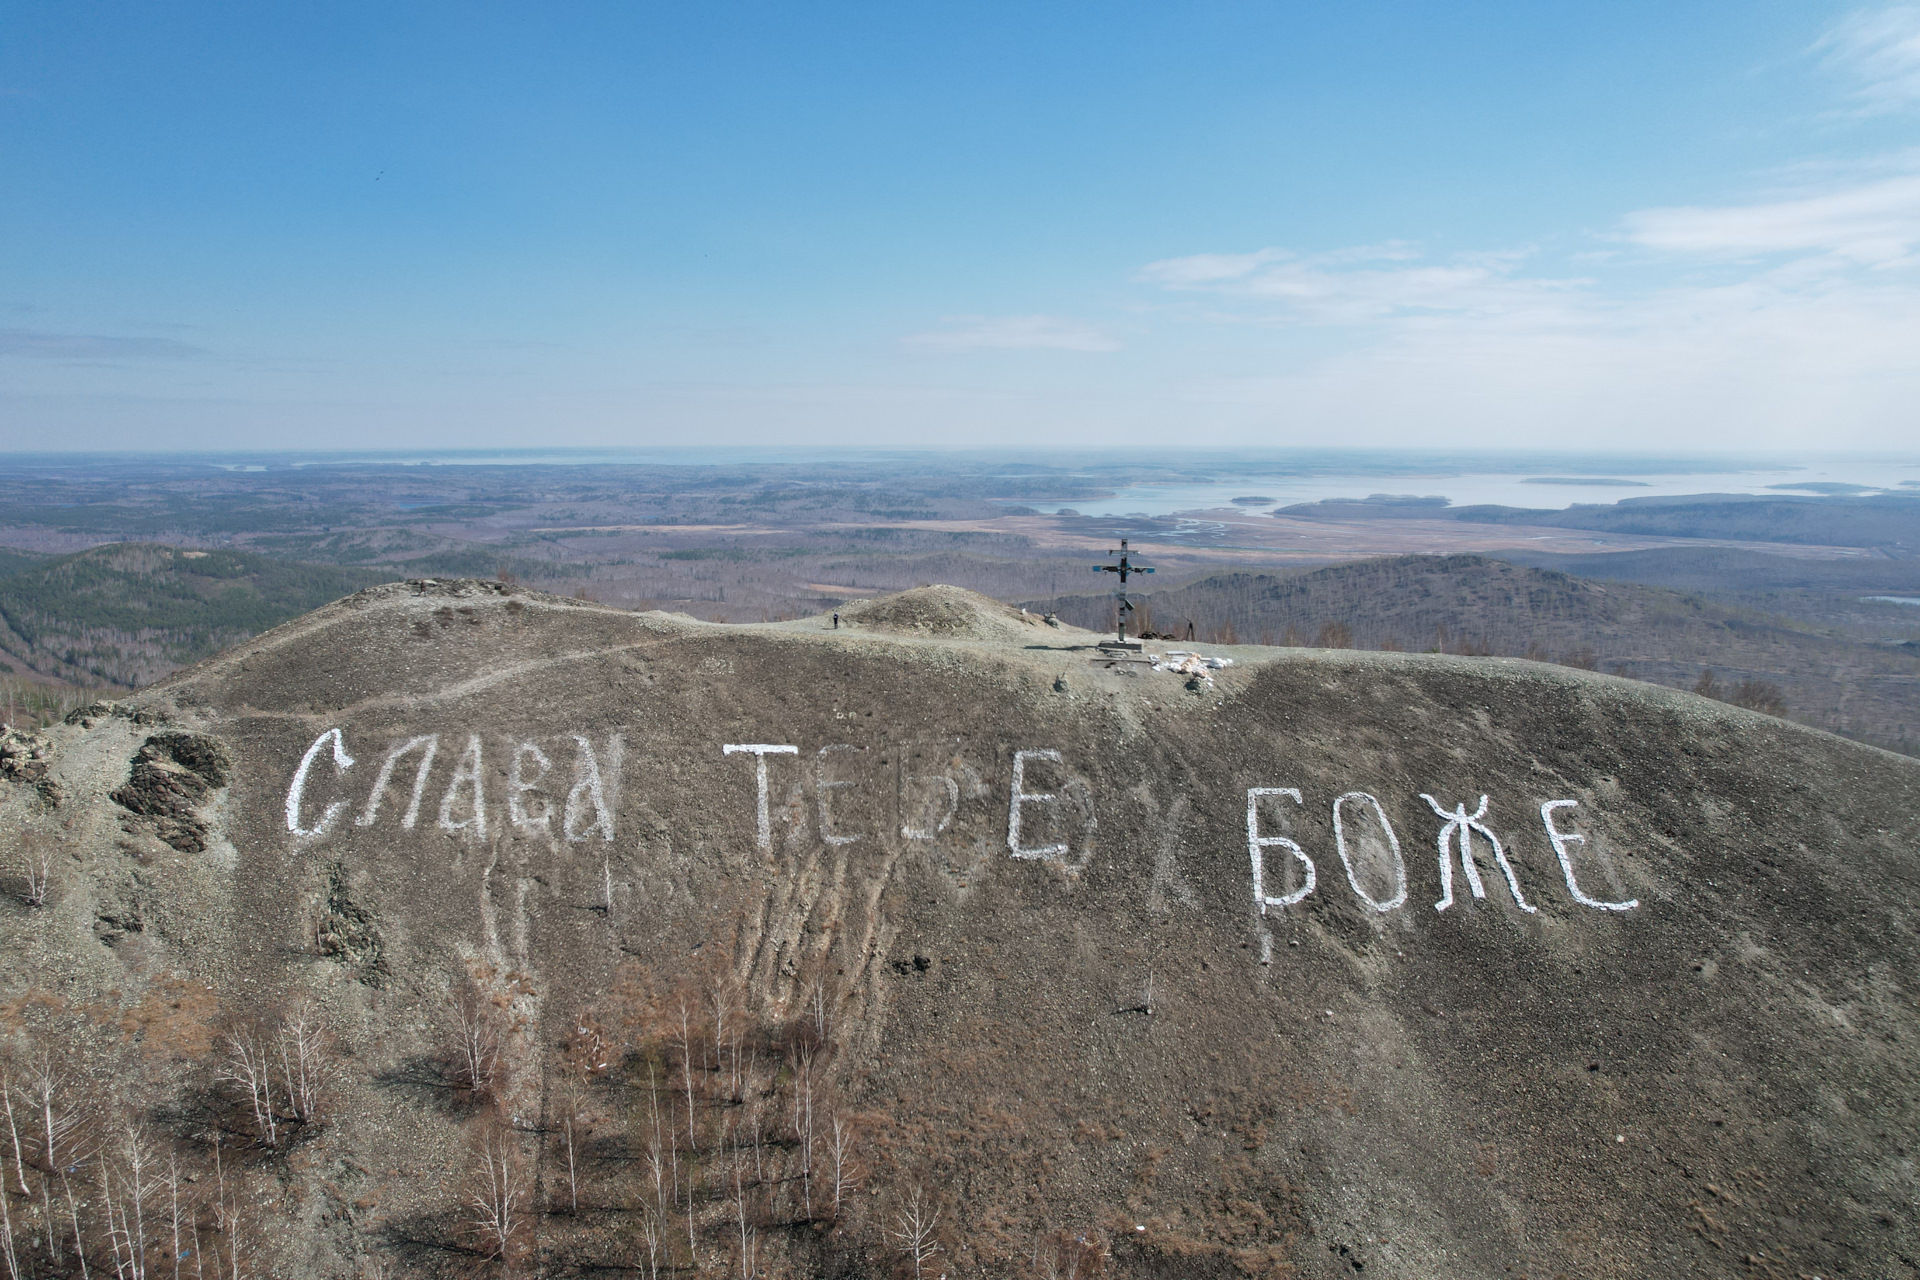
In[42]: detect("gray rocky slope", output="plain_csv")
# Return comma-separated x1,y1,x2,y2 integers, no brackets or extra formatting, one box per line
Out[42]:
1,579,1915,1279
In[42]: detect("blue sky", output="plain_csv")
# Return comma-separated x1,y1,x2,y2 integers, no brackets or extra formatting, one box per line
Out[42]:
3,2,1918,451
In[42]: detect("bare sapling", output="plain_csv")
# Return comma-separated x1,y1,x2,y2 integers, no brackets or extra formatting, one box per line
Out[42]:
684,1126,698,1271
708,981,732,1086
731,1131,756,1280
465,1130,526,1262
447,985,505,1102
276,1002,330,1125
167,1155,186,1280
827,1116,856,1220
887,1186,941,1280
676,999,698,1152
638,1204,663,1280
721,1015,742,1108
749,1094,764,1186
550,1081,587,1215
16,840,50,907
109,1124,160,1280
645,1062,669,1226
0,1073,29,1200
97,1157,128,1280
209,1144,247,1280
792,1046,815,1220
0,1077,19,1280
561,1111,580,1215
0,1198,16,1280
31,1055,88,1267
219,1027,279,1149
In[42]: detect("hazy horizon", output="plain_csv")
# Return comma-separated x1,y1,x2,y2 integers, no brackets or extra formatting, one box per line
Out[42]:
4,445,1917,518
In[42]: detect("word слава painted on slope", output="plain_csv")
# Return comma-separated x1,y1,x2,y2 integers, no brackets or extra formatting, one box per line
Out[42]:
283,728,621,842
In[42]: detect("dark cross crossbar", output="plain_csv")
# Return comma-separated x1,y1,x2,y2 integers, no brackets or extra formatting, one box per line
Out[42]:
1093,538,1155,646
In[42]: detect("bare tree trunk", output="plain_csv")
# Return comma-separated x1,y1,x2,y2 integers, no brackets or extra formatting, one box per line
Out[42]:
562,1115,578,1215
64,1171,91,1280
793,1047,814,1221
639,1207,661,1280
97,1160,129,1280
677,1001,698,1153
708,983,730,1086
33,1059,79,1263
447,990,502,1099
0,1076,26,1280
277,1004,330,1125
887,1187,941,1280
827,1117,854,1219
0,1138,20,1280
732,1132,754,1280
123,1127,154,1280
466,1132,525,1261
647,1062,669,1233
168,1157,184,1280
211,1146,240,1280
18,842,50,907
0,1074,30,1198
685,1135,698,1272
221,1030,278,1149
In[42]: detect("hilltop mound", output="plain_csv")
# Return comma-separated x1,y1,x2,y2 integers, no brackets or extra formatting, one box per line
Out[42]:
1,578,1916,1279
834,583,1065,642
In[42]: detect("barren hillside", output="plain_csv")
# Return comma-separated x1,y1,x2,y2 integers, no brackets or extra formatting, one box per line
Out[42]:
1,580,1915,1279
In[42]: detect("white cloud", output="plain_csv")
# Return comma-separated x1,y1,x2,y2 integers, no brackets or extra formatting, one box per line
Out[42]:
0,328,208,359
1621,171,1920,265
1132,161,1920,449
1137,245,1586,325
1816,6,1920,113
902,314,1120,353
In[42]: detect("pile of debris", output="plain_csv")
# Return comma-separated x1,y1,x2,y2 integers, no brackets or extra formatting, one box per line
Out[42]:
1150,651,1233,686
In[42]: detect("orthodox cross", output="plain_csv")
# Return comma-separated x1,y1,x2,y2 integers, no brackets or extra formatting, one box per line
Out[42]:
1093,539,1154,647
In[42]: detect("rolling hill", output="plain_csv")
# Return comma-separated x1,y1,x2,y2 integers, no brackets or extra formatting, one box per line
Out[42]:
0,581,1914,1278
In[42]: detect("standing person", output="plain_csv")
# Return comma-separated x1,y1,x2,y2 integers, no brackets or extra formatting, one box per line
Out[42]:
833,612,840,629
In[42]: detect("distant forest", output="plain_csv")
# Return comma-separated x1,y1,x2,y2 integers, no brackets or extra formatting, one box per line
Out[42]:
1277,490,1920,551
0,543,383,689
